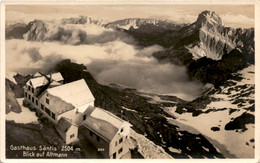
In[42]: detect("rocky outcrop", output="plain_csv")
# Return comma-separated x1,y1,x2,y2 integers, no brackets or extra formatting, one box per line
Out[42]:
21,19,87,44
185,11,254,60
6,79,21,114
6,22,28,39
127,10,254,85
23,19,47,41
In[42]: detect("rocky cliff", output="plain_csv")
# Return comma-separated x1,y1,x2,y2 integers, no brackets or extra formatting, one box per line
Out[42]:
127,10,254,85
184,11,254,60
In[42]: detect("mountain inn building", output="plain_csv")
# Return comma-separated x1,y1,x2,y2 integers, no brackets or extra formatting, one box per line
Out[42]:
24,72,132,159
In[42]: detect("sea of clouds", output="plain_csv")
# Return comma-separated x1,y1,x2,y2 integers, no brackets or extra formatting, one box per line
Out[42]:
6,21,203,101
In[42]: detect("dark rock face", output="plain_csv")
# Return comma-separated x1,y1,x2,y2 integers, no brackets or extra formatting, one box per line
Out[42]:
6,22,28,39
23,20,47,41
211,127,220,132
6,74,32,114
179,10,254,61
6,79,21,114
224,113,254,131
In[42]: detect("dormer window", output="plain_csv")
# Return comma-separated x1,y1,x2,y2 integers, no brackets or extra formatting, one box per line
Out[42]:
120,128,124,132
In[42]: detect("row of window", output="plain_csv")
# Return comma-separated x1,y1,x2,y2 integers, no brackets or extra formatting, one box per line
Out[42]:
112,147,123,159
25,91,55,120
25,92,38,106
27,85,35,94
115,137,123,147
41,104,56,120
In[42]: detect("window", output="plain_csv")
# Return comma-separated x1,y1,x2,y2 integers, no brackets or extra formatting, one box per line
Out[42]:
45,107,51,116
24,92,27,98
120,128,124,132
113,152,116,159
32,88,34,94
32,97,34,103
51,112,55,120
28,95,31,100
89,130,93,137
46,98,49,104
28,85,31,91
41,104,44,110
83,114,86,121
36,100,38,106
96,135,100,142
70,134,74,139
115,141,118,147
119,138,123,144
118,147,123,154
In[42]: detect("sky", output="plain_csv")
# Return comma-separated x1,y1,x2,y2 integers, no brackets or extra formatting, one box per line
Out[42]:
6,5,254,28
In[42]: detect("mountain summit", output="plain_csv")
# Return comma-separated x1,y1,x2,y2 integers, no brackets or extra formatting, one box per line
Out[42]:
185,10,253,60
195,10,223,27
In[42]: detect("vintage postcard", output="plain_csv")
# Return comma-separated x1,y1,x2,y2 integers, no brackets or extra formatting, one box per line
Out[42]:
1,0,259,162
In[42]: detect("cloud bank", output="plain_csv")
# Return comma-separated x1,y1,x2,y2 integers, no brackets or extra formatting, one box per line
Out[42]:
6,23,203,101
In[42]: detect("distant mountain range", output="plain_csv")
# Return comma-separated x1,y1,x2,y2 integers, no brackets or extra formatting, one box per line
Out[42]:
6,10,255,86
126,10,254,85
104,18,187,30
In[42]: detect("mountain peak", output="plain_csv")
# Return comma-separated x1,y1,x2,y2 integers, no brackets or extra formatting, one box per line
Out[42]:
196,10,222,26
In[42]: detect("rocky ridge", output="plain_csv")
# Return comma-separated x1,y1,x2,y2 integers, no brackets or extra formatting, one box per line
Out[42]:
185,11,254,60
105,18,186,30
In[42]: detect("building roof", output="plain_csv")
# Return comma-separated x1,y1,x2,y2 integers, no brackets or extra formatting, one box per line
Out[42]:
47,72,64,82
56,117,77,140
28,76,49,88
27,72,63,88
83,107,125,142
33,72,43,78
47,79,95,108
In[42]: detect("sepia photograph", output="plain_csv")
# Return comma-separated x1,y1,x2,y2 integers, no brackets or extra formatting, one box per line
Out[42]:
3,3,257,160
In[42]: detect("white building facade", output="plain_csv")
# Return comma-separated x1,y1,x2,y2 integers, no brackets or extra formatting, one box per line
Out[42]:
24,72,132,159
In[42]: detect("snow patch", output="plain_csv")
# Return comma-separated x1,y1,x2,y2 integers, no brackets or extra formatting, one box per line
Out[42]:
6,98,38,124
6,72,17,84
168,147,181,154
122,106,137,113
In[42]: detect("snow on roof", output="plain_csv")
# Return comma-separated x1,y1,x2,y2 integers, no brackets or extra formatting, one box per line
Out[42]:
47,72,64,82
33,72,43,78
28,76,49,88
50,80,62,87
28,72,63,88
56,117,77,139
84,107,125,141
47,79,95,108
